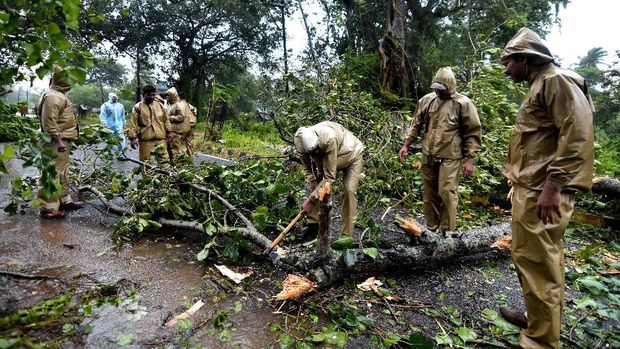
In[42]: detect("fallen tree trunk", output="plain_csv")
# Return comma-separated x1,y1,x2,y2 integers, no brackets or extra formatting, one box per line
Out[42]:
592,177,620,197
283,222,512,288
79,160,513,289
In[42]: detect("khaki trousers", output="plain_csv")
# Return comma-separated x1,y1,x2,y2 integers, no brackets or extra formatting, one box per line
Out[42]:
169,133,192,160
38,141,74,211
421,156,462,230
511,185,575,349
138,139,169,162
307,155,364,237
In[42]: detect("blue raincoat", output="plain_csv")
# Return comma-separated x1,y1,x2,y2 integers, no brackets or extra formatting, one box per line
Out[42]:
100,93,126,155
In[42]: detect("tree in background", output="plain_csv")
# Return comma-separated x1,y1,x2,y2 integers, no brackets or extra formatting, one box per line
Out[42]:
0,0,94,89
86,59,127,103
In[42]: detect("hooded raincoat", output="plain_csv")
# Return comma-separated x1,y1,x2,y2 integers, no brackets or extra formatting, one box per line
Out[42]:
37,67,79,211
405,67,481,230
128,92,171,162
166,87,193,159
100,93,126,155
501,28,595,349
297,121,364,237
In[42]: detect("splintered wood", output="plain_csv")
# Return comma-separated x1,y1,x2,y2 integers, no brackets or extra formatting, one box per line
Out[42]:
395,216,423,237
491,235,512,250
164,300,205,328
273,274,317,301
318,182,332,202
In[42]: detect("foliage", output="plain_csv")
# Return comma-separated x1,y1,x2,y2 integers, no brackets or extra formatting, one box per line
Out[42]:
0,284,132,348
0,0,94,86
66,83,107,109
0,101,38,142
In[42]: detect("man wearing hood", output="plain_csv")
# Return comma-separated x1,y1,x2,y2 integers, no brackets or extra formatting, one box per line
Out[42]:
37,67,83,219
499,28,595,348
294,121,364,239
127,85,172,162
99,92,126,158
398,67,481,232
165,87,193,159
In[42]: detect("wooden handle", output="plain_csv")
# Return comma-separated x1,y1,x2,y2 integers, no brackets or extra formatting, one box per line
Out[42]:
268,210,306,249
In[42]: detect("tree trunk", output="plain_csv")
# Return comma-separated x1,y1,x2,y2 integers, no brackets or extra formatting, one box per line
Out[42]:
297,0,323,84
78,159,512,290
592,177,620,197
379,0,414,99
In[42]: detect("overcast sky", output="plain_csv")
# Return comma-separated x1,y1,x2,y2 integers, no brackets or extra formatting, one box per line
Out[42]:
547,0,618,68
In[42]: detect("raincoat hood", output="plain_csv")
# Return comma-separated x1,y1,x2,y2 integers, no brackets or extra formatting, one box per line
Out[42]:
50,66,72,93
501,27,556,66
108,92,118,103
166,87,179,104
294,126,319,153
431,67,456,95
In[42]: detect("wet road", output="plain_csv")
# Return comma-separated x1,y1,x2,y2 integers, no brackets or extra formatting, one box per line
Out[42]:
0,146,280,348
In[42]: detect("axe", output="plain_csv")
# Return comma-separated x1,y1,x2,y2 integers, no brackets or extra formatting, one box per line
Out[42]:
264,210,306,255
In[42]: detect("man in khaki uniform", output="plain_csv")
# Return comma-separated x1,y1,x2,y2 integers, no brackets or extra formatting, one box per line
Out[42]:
179,92,197,142
165,87,193,159
37,67,83,218
127,85,172,162
398,67,481,231
499,28,595,349
294,121,364,238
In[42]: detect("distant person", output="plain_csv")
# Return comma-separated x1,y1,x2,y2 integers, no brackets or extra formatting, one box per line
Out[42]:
294,121,364,239
36,66,84,219
99,92,126,158
165,87,193,159
179,92,197,142
127,85,171,163
398,67,481,232
499,28,595,349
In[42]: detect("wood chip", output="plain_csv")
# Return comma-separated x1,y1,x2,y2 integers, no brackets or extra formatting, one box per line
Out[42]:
215,265,252,284
164,299,205,328
491,235,512,250
273,274,316,301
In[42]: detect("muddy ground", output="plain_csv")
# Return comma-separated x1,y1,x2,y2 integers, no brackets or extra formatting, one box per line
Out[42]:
0,149,617,348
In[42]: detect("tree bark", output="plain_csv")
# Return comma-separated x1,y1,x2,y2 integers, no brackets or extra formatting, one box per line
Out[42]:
379,0,414,99
592,177,620,197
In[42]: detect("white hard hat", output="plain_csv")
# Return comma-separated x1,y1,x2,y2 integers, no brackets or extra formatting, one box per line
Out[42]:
294,127,319,153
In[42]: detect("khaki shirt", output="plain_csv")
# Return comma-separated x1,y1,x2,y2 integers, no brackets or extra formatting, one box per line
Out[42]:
406,92,481,159
39,88,78,141
127,100,171,141
503,65,595,192
300,121,364,201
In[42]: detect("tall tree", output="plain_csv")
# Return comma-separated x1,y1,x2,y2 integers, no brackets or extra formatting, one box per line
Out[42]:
0,0,93,88
578,47,608,68
87,59,127,103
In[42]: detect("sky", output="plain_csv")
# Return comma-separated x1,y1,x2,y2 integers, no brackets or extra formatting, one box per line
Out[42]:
14,0,619,92
546,0,619,68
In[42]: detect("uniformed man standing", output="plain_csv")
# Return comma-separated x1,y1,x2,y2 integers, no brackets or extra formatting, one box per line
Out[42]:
398,67,481,232
294,121,364,239
127,85,172,162
499,28,595,349
165,87,193,160
37,67,84,218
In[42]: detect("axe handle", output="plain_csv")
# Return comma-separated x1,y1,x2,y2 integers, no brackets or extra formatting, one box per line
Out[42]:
268,210,306,249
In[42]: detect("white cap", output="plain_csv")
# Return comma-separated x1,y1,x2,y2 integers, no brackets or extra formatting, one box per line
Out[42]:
294,127,319,153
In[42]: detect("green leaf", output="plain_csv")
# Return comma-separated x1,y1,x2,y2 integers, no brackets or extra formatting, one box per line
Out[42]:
116,333,133,346
331,237,354,250
578,276,608,296
323,330,348,348
362,247,378,260
434,333,453,345
0,145,15,161
342,249,358,268
83,304,92,315
408,332,434,348
455,327,477,342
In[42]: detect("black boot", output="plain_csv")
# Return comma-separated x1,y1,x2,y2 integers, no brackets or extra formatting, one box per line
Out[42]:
500,307,528,329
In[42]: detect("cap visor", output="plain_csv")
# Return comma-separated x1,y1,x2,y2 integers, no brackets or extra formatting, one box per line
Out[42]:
430,82,447,90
